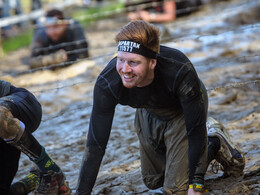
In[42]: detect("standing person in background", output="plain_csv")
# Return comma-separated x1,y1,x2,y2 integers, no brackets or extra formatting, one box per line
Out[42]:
127,0,202,23
31,0,42,11
0,80,71,195
30,0,42,25
28,9,89,69
0,0,23,38
76,20,245,195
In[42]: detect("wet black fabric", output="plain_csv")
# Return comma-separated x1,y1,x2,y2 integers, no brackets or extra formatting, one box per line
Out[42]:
207,137,221,166
175,0,202,16
0,80,11,97
0,139,21,194
0,84,42,192
77,45,208,194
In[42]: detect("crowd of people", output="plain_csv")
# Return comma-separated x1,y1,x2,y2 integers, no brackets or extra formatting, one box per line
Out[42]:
0,1,246,195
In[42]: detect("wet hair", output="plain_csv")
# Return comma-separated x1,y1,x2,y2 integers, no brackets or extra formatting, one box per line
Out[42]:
46,9,64,20
115,20,160,53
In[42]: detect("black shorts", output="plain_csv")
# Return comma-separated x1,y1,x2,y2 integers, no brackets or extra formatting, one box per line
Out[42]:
0,86,42,193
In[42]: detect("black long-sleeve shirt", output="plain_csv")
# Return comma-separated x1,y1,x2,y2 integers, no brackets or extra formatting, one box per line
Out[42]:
77,45,207,194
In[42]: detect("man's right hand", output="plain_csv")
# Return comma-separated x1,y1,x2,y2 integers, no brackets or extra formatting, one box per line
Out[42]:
53,49,68,63
29,50,68,68
42,49,68,66
188,188,203,195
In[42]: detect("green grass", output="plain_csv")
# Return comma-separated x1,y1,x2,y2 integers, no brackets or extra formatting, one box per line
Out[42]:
2,29,33,54
72,2,124,26
20,0,32,13
0,2,124,56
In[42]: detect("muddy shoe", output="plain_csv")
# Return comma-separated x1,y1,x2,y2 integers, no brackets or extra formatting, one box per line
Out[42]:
9,167,40,195
206,117,245,177
35,170,71,195
207,117,245,177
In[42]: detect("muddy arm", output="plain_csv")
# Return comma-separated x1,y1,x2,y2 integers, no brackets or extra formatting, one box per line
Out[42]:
28,50,67,68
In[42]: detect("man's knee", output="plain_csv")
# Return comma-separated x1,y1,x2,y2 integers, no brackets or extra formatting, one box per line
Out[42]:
163,173,189,195
143,174,164,190
163,186,188,195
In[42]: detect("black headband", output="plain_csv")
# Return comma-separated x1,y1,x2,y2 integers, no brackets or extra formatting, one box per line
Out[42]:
118,40,157,59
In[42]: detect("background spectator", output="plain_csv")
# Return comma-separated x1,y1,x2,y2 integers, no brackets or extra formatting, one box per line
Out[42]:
126,0,202,23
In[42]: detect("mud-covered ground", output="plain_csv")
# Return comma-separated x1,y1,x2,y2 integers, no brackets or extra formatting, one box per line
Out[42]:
0,0,259,194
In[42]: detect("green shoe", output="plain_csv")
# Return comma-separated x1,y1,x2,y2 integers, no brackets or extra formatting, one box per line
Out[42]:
35,170,71,195
10,168,40,195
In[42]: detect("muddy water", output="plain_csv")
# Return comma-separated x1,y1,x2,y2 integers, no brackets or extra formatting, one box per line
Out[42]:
0,0,259,194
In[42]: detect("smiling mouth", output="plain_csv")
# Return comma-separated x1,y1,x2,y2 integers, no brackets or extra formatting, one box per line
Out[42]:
123,74,134,79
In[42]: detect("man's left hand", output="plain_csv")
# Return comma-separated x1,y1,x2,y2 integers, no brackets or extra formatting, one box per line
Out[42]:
188,188,203,195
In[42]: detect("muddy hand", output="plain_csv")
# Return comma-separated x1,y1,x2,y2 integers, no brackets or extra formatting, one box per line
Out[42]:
59,181,72,195
0,105,20,140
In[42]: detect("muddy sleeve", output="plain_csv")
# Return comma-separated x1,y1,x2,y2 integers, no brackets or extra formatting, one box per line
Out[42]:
71,21,89,58
28,29,55,68
176,70,208,185
30,28,49,57
77,84,117,194
28,51,67,68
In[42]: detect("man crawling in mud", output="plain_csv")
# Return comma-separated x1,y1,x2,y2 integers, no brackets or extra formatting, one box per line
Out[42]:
76,21,245,194
0,80,70,195
27,9,89,69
